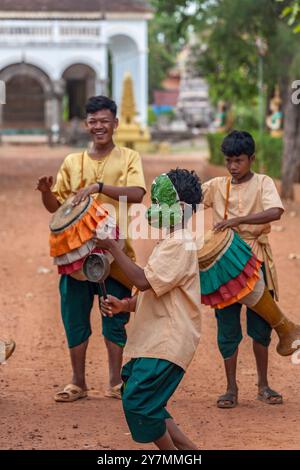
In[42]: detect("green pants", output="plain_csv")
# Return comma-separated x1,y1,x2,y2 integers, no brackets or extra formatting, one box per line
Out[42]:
59,275,130,349
215,264,272,359
121,358,184,443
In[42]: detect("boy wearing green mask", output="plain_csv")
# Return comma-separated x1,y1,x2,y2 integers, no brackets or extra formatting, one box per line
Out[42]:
94,168,203,450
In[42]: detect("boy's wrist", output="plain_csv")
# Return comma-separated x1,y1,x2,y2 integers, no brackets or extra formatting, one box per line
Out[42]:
109,239,120,251
90,183,100,194
122,297,131,312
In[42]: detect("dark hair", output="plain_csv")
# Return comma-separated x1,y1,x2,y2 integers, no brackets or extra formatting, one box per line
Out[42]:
167,168,202,213
85,95,117,117
221,130,255,157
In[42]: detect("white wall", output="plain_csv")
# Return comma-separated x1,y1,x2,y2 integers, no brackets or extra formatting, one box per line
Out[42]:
0,17,149,125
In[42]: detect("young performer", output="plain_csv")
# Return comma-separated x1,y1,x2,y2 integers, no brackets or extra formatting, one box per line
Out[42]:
95,169,202,450
36,96,146,402
202,130,284,408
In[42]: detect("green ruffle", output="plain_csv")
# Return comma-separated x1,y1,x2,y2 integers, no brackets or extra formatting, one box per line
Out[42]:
200,232,253,295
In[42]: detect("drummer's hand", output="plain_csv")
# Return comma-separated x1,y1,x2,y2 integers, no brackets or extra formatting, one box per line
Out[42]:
72,183,99,205
92,236,116,250
100,295,124,317
36,176,53,192
214,217,242,232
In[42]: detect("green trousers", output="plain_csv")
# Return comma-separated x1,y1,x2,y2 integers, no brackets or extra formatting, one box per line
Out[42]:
59,275,131,348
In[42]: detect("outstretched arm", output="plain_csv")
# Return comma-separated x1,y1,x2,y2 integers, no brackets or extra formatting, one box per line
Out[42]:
72,183,145,205
214,207,284,232
36,176,60,213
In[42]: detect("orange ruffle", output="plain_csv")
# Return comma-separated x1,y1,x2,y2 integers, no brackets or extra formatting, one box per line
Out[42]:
215,260,262,309
50,201,108,257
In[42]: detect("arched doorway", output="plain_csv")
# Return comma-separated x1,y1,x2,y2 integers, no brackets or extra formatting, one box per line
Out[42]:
4,75,44,129
0,63,52,131
62,64,96,120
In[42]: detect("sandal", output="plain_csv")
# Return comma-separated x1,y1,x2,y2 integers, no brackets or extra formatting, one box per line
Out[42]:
217,391,238,409
54,384,88,402
104,383,122,400
0,339,16,363
257,386,283,405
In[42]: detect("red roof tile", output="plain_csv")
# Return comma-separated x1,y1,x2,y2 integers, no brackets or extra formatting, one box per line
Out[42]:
0,0,152,14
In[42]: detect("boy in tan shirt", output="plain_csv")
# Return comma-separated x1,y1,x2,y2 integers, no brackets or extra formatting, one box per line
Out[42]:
95,169,202,450
202,130,284,408
36,96,146,402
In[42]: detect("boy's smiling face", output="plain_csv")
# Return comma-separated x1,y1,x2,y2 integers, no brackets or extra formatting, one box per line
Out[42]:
225,153,255,182
85,109,118,146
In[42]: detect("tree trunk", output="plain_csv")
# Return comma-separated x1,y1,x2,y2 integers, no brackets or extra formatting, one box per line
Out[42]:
281,87,300,200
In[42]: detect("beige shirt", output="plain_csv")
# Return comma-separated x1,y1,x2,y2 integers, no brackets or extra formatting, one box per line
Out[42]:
124,229,202,371
52,146,146,286
202,173,284,299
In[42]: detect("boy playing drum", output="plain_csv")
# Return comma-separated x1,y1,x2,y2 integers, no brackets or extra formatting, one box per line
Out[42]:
202,130,284,408
36,96,146,402
95,169,202,450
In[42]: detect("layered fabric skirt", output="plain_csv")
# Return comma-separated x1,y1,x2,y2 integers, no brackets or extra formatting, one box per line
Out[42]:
198,229,262,309
49,196,118,279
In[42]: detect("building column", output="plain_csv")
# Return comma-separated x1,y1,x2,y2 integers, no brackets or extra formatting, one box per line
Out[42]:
95,44,109,96
0,105,3,132
45,79,65,144
95,78,108,95
139,49,148,126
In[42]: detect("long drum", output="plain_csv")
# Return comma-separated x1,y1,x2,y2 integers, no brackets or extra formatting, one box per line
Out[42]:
198,229,300,356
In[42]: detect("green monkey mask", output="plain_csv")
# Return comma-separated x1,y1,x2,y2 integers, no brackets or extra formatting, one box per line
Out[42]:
146,173,183,228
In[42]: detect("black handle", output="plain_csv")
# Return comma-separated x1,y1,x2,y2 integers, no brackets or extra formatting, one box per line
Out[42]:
98,281,108,314
100,281,108,300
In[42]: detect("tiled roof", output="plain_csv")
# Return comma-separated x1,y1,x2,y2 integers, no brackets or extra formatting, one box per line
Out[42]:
0,0,152,14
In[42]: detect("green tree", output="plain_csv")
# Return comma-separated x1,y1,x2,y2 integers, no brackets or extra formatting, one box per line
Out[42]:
148,0,196,101
150,0,300,198
191,0,300,199
276,0,300,198
148,20,175,102
278,0,300,31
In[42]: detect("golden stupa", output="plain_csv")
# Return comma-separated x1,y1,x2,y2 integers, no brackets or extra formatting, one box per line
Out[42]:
115,72,150,150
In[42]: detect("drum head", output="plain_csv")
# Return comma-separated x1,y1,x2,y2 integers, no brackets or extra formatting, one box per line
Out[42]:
83,253,110,283
50,195,91,233
197,228,231,264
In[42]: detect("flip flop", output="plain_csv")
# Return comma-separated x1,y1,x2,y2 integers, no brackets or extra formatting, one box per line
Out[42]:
54,384,88,402
257,386,283,405
0,339,16,364
104,383,122,400
217,391,238,409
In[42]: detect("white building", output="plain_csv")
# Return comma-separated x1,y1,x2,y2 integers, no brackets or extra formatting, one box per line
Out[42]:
0,0,152,136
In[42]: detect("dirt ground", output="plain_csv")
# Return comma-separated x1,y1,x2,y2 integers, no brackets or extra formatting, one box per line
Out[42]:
0,143,300,450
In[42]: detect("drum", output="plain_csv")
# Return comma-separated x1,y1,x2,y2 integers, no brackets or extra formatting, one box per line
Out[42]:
198,229,261,309
198,228,300,356
49,195,109,258
49,195,124,284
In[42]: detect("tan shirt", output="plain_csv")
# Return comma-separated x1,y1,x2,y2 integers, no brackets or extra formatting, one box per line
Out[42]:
124,229,202,371
202,173,284,299
52,146,146,285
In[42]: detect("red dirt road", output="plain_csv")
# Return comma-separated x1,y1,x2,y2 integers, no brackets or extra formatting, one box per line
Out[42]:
0,144,300,450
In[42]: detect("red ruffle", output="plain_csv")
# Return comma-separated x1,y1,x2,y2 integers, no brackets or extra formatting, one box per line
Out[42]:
57,248,105,275
201,255,261,307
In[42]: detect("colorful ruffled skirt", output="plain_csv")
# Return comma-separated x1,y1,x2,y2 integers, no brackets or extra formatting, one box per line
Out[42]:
199,230,261,309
